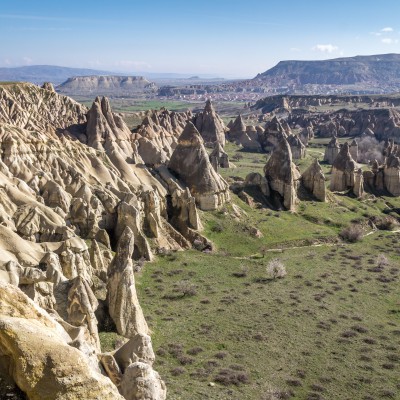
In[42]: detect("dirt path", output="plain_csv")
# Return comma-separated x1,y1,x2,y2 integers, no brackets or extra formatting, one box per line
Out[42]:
233,228,400,259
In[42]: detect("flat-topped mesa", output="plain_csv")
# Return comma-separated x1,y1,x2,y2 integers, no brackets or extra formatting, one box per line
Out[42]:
57,75,157,96
287,134,306,159
168,121,230,210
228,114,261,151
264,137,300,210
194,99,226,146
209,141,230,172
324,135,341,164
330,142,363,196
301,159,326,201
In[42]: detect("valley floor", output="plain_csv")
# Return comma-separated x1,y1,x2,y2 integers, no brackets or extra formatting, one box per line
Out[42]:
98,108,400,400
101,143,400,399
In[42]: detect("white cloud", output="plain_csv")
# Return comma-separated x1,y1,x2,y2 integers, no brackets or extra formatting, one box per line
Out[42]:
312,44,339,53
22,57,32,65
381,27,393,32
381,38,398,44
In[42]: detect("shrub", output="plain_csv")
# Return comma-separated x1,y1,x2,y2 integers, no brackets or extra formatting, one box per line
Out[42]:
266,259,287,279
339,224,363,242
376,254,389,269
170,367,185,376
174,280,197,297
214,368,249,386
211,222,224,233
371,215,399,231
187,346,203,356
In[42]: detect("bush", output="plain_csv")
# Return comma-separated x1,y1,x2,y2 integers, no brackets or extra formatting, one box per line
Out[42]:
214,368,249,386
266,259,287,279
376,254,389,269
371,216,399,231
211,222,224,233
339,224,363,242
175,280,197,297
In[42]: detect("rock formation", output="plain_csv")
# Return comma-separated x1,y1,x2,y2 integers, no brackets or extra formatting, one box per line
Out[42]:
384,153,400,196
107,227,148,338
228,115,261,151
194,99,226,146
260,116,289,151
135,108,191,165
169,121,230,210
287,134,306,159
324,136,341,164
350,139,358,161
0,82,230,399
264,137,300,210
301,159,326,201
0,281,124,400
330,142,363,196
209,141,230,171
57,75,157,96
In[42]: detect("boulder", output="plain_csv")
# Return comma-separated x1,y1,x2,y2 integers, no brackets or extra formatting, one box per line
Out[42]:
0,282,124,400
114,333,155,372
119,362,167,400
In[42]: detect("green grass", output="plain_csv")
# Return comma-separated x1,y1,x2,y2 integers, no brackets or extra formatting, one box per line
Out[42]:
136,232,400,400
97,140,400,399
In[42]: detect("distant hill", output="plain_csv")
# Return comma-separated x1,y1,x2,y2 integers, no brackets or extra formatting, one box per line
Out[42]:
254,54,400,87
0,65,120,85
0,65,224,86
57,75,157,96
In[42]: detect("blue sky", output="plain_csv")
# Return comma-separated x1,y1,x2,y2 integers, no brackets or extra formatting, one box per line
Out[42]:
1,0,400,77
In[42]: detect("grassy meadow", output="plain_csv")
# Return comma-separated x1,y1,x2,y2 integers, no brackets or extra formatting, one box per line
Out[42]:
98,115,400,400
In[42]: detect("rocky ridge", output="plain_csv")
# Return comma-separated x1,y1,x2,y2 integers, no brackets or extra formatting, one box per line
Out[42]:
0,83,232,399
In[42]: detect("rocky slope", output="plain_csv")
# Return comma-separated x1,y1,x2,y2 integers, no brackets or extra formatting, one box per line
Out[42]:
254,54,400,87
0,82,231,399
253,93,400,114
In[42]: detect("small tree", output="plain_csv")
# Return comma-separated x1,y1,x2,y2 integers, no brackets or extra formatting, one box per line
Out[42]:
266,258,287,279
